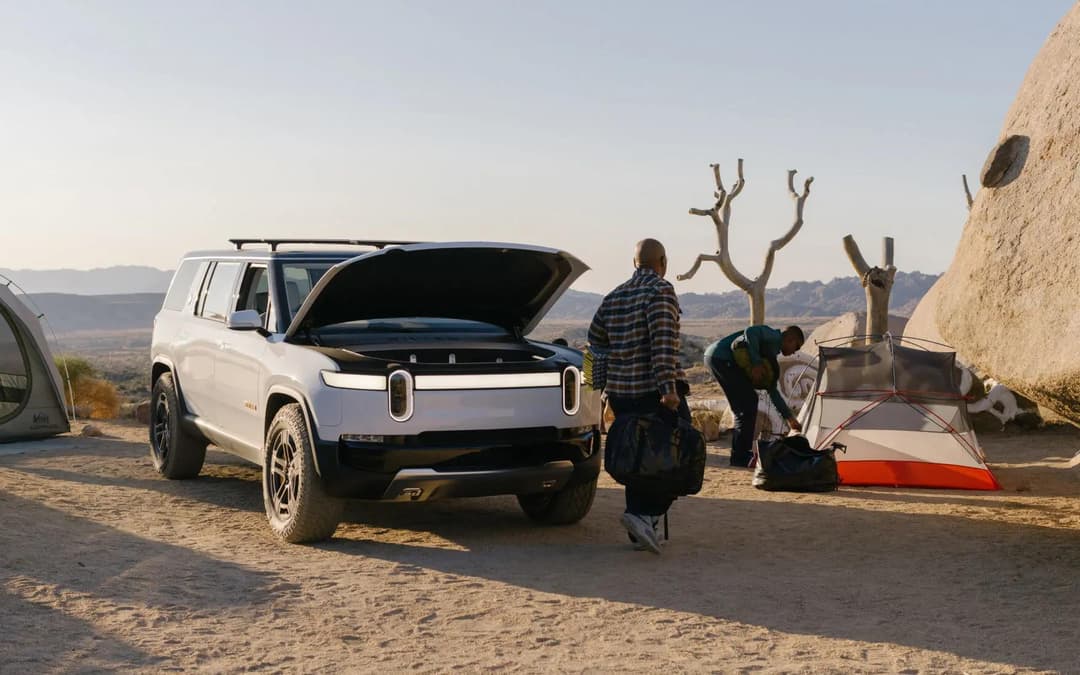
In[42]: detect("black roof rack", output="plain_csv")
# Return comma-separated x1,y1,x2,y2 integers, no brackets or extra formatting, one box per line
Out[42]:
229,238,420,251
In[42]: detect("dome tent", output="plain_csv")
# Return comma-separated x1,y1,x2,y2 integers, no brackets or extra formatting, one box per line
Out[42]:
798,335,1000,490
0,277,70,442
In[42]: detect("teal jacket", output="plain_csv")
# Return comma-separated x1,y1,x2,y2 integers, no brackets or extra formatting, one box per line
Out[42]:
705,325,793,420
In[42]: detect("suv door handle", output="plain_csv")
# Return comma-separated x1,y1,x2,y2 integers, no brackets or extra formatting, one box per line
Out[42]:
217,341,230,352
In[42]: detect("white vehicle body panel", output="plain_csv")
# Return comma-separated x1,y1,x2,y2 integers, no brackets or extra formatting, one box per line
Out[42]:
150,243,602,487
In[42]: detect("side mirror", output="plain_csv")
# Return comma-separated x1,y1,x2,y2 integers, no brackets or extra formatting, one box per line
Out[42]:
226,310,268,335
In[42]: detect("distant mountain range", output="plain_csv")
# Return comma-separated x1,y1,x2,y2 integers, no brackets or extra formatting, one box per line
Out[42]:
23,293,166,334
6,266,939,334
1,266,174,295
548,271,939,320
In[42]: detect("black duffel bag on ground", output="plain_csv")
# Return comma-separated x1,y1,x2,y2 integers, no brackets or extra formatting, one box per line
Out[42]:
752,435,844,493
604,410,707,497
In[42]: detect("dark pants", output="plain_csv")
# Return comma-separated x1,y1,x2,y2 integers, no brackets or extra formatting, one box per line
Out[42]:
708,355,758,467
607,390,691,516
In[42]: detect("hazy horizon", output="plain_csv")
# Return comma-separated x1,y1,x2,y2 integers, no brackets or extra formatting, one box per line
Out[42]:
1,1,1071,294
1,262,941,297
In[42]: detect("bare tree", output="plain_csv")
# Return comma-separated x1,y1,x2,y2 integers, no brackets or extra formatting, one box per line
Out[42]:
962,174,974,210
678,159,813,325
843,235,896,344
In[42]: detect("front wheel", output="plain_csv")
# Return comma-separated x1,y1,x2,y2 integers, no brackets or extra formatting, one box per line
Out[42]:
517,477,597,525
149,372,206,479
262,403,344,544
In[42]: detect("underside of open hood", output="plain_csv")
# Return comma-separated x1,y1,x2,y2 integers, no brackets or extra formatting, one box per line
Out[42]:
285,242,588,339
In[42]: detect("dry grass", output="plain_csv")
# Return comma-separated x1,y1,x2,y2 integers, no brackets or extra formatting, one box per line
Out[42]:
55,353,123,419
72,377,121,420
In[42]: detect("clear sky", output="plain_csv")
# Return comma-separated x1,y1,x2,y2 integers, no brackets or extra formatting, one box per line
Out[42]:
0,1,1072,293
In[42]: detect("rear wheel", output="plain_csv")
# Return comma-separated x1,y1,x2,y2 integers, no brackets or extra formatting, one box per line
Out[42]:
262,403,343,544
517,477,597,525
149,372,206,479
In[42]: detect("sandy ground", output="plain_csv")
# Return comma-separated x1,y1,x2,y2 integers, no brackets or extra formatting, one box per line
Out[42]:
1,422,1078,674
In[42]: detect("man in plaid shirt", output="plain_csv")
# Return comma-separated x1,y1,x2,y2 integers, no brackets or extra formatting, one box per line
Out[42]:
588,239,689,554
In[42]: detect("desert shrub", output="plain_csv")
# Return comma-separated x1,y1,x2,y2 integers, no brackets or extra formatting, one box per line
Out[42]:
76,377,121,419
54,354,95,386
54,354,121,420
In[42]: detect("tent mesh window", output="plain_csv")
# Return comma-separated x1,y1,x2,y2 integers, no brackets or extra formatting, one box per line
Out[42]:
819,342,959,401
0,306,31,422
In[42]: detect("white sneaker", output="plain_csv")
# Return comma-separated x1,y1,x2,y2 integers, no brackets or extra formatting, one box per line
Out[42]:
629,516,667,551
621,513,662,554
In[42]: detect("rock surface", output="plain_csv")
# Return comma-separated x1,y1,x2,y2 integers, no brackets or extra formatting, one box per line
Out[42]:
903,276,951,352
135,401,151,425
802,311,908,357
936,5,1080,425
80,424,103,437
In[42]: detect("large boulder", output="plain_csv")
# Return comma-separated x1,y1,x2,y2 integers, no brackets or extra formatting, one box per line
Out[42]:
903,276,951,352
936,4,1080,425
802,311,908,357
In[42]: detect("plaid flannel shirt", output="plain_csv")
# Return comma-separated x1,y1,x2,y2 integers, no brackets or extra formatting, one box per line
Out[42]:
587,267,685,397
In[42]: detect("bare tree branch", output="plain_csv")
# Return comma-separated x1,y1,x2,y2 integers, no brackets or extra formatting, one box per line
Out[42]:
843,234,897,343
728,158,746,199
882,236,894,267
688,160,754,290
962,174,974,211
676,253,724,283
710,163,726,196
759,248,778,290
843,234,871,278
683,160,810,324
713,222,754,290
720,158,745,225
768,170,814,252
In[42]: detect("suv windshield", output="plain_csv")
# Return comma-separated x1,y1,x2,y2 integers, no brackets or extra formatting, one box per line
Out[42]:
279,262,336,319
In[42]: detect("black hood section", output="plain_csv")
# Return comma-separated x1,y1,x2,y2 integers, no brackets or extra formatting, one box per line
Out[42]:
286,244,586,337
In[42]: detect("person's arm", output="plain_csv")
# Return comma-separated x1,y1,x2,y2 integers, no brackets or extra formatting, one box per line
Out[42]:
587,303,609,350
647,287,680,398
767,383,802,431
768,385,794,421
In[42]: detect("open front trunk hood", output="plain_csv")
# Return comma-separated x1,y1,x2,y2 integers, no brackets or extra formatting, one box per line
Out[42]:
285,242,588,339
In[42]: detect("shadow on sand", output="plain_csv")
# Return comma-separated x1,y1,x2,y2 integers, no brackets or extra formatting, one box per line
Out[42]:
4,436,1078,671
0,490,277,671
329,487,1078,671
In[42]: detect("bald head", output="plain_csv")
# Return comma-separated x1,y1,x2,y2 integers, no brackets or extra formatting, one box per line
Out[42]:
634,238,667,277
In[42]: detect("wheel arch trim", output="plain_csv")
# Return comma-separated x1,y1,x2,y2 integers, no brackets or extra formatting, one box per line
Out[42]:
264,385,325,477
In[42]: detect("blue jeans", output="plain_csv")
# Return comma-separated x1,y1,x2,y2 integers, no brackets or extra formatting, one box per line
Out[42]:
707,355,758,467
607,389,691,516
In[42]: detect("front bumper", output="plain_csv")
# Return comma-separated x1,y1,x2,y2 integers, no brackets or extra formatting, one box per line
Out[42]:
313,426,601,500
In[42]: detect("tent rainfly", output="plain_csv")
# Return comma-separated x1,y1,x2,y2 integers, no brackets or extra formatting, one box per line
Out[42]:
0,280,70,442
798,337,1000,491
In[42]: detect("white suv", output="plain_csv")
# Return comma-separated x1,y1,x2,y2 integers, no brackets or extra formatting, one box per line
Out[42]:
149,239,602,543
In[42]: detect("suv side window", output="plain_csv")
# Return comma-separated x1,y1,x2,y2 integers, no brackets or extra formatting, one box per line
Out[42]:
235,265,270,323
197,262,242,322
163,260,209,312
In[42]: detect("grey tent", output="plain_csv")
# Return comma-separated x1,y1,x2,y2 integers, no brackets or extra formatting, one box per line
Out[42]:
0,278,70,441
798,336,999,490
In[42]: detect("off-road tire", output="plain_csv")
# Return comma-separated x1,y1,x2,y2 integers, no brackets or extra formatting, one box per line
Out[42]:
262,403,344,544
517,477,597,525
149,372,207,479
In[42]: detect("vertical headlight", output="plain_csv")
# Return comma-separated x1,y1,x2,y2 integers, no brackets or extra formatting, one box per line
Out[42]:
388,370,414,422
562,366,581,415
